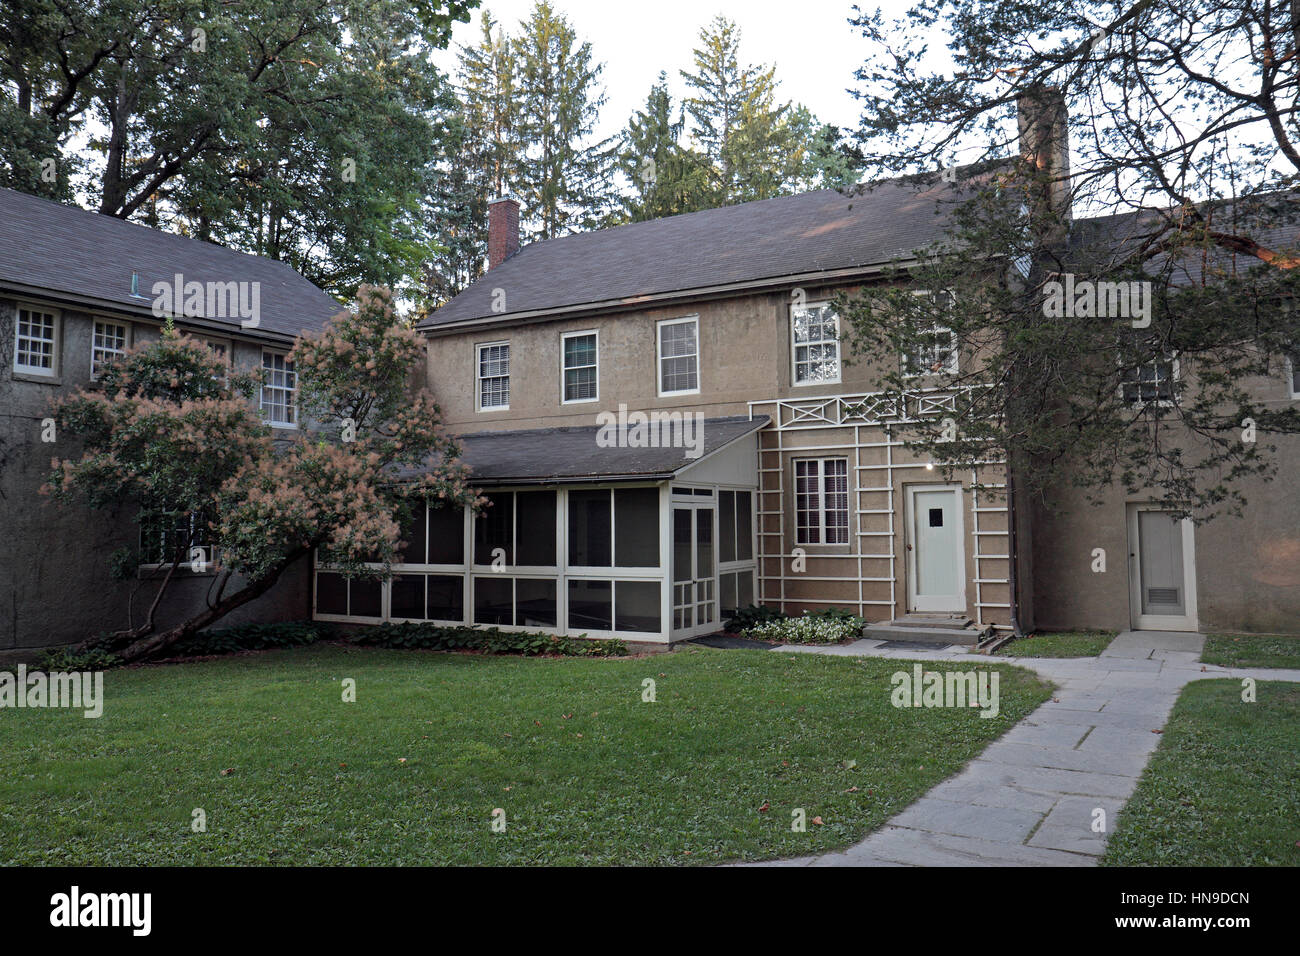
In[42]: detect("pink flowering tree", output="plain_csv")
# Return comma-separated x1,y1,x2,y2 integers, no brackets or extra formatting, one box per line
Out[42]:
46,286,480,663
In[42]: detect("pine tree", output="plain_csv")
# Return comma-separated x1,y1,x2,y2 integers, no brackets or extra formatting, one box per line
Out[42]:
512,0,616,239
617,72,714,222
456,10,520,199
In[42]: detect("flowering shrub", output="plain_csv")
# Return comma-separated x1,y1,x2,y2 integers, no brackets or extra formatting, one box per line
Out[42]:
741,610,865,645
355,623,626,657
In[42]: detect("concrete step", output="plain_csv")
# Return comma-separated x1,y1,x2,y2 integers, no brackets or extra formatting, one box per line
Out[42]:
889,615,973,630
862,623,983,646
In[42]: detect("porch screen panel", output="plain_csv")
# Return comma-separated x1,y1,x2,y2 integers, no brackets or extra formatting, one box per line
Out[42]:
516,491,557,566
427,506,465,564
568,490,612,566
614,487,659,567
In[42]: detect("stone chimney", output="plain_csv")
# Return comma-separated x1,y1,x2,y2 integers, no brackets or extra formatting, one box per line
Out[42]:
487,195,520,270
1016,86,1071,225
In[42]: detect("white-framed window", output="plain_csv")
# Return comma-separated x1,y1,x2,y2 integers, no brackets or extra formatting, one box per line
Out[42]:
477,341,510,410
793,458,850,545
657,315,699,396
1286,350,1300,399
260,349,297,427
91,319,129,380
12,305,59,376
903,290,958,377
1121,352,1179,405
139,510,219,570
791,302,840,385
198,336,232,367
561,330,598,403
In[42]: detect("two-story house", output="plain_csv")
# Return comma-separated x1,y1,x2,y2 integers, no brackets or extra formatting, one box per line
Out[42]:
311,96,1300,647
1,187,340,653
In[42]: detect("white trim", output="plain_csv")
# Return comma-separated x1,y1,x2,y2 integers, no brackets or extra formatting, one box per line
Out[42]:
790,300,842,387
560,328,599,404
476,339,511,411
259,347,298,428
11,302,60,378
1127,504,1199,631
656,315,700,397
90,317,131,380
904,483,967,613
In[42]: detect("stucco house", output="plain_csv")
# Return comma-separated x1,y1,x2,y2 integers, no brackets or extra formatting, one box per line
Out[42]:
311,98,1300,647
0,187,340,653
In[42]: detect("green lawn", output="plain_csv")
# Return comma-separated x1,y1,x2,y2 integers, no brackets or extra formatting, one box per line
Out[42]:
0,645,1050,865
994,629,1116,658
1103,680,1300,866
1201,632,1300,670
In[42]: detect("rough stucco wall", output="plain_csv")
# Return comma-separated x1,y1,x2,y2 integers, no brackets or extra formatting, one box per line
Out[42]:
0,298,310,651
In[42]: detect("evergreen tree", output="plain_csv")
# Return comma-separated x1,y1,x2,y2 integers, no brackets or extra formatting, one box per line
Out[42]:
617,71,713,222
512,1,616,239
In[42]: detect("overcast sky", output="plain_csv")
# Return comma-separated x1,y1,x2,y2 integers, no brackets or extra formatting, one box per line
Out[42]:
430,0,914,144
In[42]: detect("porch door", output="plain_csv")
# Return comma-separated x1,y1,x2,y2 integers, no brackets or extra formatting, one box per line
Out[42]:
1128,505,1198,631
906,484,966,613
672,503,716,637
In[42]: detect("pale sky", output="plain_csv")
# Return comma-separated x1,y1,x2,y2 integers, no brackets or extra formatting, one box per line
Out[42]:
431,0,917,144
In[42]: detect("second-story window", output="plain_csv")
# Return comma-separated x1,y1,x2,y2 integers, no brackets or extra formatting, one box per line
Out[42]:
91,319,129,380
478,342,510,410
260,349,298,427
13,306,58,377
657,316,699,396
792,302,840,385
562,331,598,403
1122,352,1178,404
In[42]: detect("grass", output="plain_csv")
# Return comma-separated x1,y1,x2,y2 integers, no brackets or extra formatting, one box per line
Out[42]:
0,645,1050,866
1103,680,1300,866
994,629,1116,658
1201,632,1300,670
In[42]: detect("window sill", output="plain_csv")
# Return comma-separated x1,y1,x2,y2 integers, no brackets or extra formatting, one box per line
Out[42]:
11,370,61,386
137,566,221,580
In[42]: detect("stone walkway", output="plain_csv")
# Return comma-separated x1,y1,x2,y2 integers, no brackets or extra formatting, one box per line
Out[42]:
748,630,1300,867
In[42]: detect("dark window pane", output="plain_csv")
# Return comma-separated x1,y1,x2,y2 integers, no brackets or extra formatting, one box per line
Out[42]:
720,571,738,614
350,577,383,617
615,580,660,633
696,508,714,577
475,493,513,566
427,505,465,564
719,491,736,563
427,574,465,622
316,572,348,615
736,492,753,560
737,570,754,609
515,578,557,627
474,576,513,625
673,509,692,583
615,487,660,567
397,504,427,565
568,490,611,566
390,574,425,619
516,491,557,567
567,579,612,631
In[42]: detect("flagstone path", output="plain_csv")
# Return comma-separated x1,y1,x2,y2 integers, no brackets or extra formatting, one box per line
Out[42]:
744,630,1300,867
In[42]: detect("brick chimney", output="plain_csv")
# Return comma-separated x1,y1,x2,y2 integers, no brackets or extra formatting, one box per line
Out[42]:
488,195,520,270
1016,86,1071,226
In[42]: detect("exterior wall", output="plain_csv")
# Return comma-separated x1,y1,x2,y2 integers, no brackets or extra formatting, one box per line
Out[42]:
1030,429,1300,635
0,296,310,652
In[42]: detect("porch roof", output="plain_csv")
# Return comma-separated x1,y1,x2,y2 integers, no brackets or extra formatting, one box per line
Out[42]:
404,415,768,485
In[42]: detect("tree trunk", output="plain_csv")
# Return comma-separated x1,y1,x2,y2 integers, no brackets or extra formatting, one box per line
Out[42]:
114,552,303,664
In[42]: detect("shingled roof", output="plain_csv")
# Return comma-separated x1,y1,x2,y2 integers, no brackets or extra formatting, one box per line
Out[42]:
0,187,340,340
396,415,769,484
420,177,968,329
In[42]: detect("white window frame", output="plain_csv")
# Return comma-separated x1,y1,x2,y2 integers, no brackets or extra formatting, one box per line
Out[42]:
477,340,511,411
1120,352,1180,408
260,348,298,428
656,315,700,397
1286,351,1300,400
902,290,958,378
560,329,599,404
12,303,60,378
791,301,841,386
90,318,130,380
793,457,850,546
